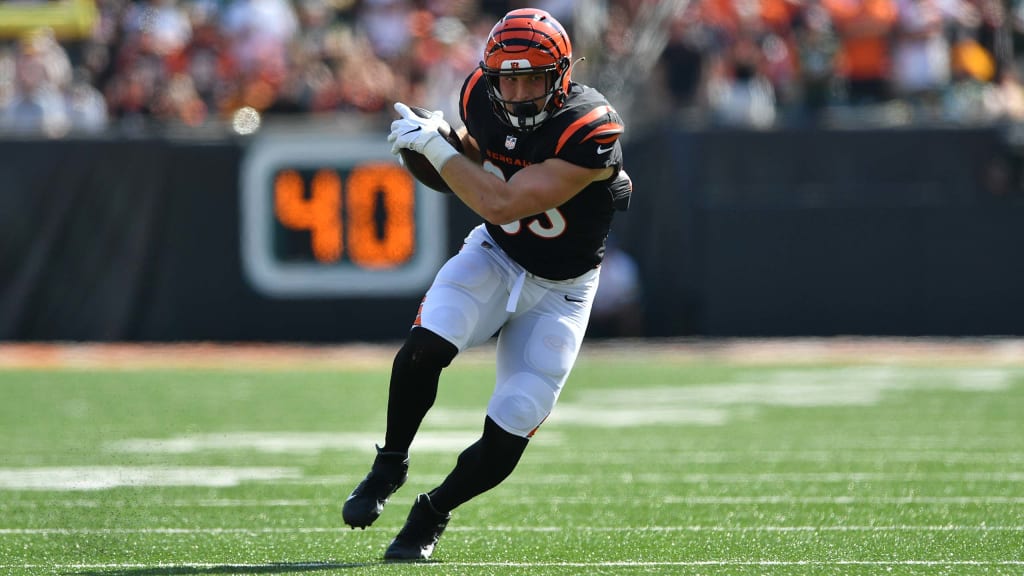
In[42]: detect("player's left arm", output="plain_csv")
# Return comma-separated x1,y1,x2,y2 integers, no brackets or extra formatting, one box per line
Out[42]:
455,126,482,164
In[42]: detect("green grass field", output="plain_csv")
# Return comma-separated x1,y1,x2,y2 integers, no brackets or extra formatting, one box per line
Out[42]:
1,342,1022,575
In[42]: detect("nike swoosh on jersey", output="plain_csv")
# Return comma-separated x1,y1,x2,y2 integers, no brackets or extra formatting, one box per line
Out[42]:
596,144,614,154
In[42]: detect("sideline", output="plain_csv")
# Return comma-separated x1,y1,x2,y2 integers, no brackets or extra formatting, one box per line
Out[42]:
2,338,1024,369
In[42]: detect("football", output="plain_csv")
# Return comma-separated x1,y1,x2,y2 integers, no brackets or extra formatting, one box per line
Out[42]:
398,106,464,194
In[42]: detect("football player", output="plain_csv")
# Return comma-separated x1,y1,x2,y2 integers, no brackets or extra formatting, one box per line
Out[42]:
342,7,632,561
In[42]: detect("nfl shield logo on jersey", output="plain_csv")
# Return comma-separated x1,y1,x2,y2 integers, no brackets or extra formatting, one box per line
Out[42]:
505,135,517,150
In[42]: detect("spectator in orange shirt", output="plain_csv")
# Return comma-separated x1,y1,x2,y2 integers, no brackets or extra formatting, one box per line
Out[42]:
824,0,899,104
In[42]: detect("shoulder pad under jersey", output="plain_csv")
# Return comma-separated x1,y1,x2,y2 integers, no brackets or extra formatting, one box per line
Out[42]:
550,89,624,169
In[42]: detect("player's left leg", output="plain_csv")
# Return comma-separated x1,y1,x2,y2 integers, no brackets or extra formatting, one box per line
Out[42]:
383,415,525,561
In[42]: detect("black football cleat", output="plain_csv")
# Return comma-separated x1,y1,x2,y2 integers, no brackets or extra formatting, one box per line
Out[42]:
342,446,409,529
383,493,451,561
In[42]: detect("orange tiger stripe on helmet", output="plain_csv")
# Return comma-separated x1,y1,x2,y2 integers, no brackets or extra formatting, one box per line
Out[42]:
484,8,571,67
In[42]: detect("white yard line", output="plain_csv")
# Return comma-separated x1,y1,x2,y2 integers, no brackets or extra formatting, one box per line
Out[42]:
2,469,1023,492
497,472,1024,483
585,495,1024,505
5,560,1023,570
9,450,1024,467
3,495,1024,508
270,471,1024,484
1,525,1022,535
523,450,1024,464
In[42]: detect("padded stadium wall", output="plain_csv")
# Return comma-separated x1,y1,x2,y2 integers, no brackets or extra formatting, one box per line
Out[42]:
1,127,1022,341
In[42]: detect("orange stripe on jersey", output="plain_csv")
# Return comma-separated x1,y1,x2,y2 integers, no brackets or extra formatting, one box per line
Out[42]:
555,105,612,155
412,296,426,327
583,122,624,144
462,68,484,121
527,414,549,438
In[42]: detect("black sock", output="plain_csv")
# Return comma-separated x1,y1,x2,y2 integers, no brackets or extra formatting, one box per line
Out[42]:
382,327,458,454
427,416,529,513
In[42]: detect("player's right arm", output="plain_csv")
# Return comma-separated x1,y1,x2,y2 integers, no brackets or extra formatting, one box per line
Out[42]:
440,153,613,226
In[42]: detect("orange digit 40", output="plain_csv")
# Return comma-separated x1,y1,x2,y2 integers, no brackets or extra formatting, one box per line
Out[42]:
272,163,416,268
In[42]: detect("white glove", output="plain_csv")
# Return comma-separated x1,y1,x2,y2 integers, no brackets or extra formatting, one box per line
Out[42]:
388,102,460,171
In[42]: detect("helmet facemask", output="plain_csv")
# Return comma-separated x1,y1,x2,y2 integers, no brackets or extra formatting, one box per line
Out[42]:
479,8,573,133
480,60,569,132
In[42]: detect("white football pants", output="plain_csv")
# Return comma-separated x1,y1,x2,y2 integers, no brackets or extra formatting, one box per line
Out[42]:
415,225,599,438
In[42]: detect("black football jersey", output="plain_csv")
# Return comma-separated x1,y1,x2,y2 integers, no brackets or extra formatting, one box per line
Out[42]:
459,69,626,280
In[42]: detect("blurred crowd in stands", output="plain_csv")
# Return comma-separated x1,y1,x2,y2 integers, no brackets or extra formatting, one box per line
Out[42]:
2,0,1024,136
